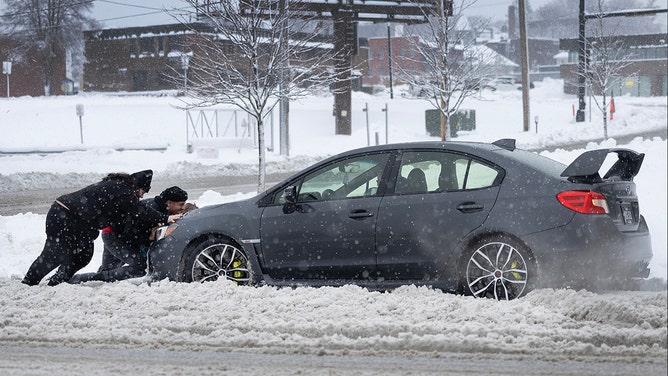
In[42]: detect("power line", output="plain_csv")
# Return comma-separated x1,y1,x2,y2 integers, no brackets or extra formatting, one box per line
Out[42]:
92,0,195,25
95,0,173,12
1,1,195,30
0,0,95,19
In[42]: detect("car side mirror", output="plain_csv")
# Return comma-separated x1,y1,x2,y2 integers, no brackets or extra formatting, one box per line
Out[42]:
283,186,297,214
283,186,297,205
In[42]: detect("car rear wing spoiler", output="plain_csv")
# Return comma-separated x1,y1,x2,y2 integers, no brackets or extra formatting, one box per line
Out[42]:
561,148,644,183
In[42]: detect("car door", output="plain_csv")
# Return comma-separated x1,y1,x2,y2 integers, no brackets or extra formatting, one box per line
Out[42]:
375,150,502,281
259,152,391,281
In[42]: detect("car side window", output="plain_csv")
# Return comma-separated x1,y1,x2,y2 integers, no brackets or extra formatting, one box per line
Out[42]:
464,160,499,189
273,153,391,204
394,151,500,194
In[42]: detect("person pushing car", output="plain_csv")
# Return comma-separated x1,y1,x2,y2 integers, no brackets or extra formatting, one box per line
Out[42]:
70,186,188,283
21,170,179,286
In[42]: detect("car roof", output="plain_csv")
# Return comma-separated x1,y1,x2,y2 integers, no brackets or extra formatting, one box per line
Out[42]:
330,140,567,177
337,140,502,155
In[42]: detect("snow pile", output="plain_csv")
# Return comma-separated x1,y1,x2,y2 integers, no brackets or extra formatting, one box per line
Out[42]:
0,278,665,359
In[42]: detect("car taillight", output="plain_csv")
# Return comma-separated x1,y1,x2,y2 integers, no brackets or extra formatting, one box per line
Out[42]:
557,190,609,214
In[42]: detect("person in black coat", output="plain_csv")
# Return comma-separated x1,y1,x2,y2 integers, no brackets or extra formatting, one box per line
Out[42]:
21,170,174,286
71,186,188,283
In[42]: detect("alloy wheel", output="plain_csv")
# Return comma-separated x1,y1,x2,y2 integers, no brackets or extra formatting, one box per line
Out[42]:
466,241,529,300
191,243,252,284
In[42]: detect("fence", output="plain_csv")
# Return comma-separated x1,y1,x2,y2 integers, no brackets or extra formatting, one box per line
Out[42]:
185,108,275,154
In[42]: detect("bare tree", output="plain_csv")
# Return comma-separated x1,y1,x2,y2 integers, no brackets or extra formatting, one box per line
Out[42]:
1,0,96,96
401,0,494,141
585,0,635,140
173,0,338,192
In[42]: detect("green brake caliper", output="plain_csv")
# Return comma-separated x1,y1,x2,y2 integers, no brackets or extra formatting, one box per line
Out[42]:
510,260,523,280
231,260,243,283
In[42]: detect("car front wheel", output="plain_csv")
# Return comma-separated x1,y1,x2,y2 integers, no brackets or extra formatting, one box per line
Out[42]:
183,236,253,284
462,237,535,300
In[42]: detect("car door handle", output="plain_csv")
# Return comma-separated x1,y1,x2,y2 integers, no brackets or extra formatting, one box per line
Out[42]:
349,209,374,219
456,202,484,213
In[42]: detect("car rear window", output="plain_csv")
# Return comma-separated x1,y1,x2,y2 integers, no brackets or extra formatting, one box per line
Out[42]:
500,149,566,177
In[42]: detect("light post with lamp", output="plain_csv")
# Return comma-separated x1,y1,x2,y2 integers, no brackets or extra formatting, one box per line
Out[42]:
2,61,10,98
180,53,191,93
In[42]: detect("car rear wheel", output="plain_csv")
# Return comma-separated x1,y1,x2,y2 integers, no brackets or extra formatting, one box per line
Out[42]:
183,236,253,284
462,237,534,300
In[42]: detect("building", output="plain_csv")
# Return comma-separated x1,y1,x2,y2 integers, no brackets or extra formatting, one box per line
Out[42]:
365,35,424,87
559,33,667,96
83,23,197,92
363,33,519,91
83,22,335,93
0,36,68,97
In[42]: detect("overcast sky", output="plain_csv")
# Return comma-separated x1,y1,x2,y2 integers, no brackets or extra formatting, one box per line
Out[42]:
92,0,667,29
91,0,544,29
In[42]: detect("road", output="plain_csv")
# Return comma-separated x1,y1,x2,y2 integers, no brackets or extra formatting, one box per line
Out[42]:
0,172,293,216
1,345,665,376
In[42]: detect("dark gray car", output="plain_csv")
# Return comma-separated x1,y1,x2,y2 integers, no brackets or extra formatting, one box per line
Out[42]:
147,139,652,300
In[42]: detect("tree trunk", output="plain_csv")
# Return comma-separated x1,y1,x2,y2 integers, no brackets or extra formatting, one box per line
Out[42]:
439,96,448,141
602,92,608,140
257,117,266,193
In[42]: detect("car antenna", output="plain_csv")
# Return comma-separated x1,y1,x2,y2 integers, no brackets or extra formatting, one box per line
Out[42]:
492,138,516,151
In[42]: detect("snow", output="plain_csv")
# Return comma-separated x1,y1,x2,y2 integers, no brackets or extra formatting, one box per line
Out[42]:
0,78,666,369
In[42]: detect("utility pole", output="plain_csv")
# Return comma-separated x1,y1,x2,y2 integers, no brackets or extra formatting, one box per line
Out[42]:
387,23,393,99
576,0,586,122
279,0,290,156
2,61,10,98
519,0,531,132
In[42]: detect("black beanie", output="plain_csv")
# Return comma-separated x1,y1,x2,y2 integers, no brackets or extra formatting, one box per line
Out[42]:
161,186,188,202
130,170,153,193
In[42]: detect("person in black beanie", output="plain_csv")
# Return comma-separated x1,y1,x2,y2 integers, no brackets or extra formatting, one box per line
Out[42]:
22,170,179,286
70,186,188,283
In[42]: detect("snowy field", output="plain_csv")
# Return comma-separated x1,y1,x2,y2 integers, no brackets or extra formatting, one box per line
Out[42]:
0,79,666,374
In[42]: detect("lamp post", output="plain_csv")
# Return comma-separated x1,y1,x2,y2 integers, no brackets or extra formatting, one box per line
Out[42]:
381,103,389,144
76,104,84,144
363,102,370,146
2,61,10,98
576,0,586,122
180,53,191,93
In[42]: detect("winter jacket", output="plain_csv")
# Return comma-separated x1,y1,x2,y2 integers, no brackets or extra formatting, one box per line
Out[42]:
55,176,141,233
111,196,170,248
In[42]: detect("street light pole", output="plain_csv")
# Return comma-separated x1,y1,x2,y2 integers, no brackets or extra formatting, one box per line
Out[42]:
2,61,10,98
181,54,190,93
387,23,394,99
576,0,587,122
519,0,531,132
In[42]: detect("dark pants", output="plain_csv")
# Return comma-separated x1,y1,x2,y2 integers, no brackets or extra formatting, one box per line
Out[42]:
22,203,97,286
96,232,147,282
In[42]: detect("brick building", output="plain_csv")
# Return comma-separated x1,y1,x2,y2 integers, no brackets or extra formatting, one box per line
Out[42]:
83,23,197,92
0,36,68,97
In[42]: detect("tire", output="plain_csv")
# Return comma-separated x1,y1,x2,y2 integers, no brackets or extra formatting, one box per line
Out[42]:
182,235,253,284
461,236,535,300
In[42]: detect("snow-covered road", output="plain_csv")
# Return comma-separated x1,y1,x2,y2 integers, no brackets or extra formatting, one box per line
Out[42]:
1,278,665,375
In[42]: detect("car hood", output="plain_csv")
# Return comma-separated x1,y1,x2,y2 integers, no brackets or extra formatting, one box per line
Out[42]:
560,148,644,183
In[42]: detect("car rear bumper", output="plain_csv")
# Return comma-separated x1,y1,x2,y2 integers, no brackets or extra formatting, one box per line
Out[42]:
522,214,652,287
